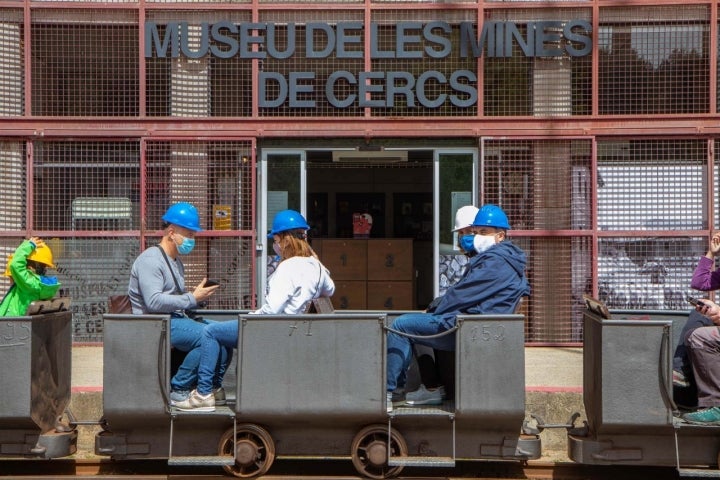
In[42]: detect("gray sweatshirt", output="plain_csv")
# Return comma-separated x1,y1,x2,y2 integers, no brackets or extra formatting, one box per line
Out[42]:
128,245,196,314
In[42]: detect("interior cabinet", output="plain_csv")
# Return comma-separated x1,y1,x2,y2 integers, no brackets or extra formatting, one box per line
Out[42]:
312,238,415,310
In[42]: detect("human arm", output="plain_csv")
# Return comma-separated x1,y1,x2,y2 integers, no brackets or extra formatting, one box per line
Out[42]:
690,232,720,291
317,263,335,297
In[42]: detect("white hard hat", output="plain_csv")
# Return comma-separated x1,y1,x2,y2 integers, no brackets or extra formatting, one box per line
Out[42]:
452,205,479,232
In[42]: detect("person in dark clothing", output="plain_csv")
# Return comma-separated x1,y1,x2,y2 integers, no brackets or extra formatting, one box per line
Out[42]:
680,298,720,424
386,204,531,411
673,231,720,389
410,205,478,405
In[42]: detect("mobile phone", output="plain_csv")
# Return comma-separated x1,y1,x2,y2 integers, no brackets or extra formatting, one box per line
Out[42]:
687,295,707,307
205,279,220,287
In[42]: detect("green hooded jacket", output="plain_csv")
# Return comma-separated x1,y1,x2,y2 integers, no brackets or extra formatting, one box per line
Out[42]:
0,240,61,317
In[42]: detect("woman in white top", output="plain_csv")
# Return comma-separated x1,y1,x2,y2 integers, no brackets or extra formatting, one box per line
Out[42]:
175,209,335,411
255,211,335,314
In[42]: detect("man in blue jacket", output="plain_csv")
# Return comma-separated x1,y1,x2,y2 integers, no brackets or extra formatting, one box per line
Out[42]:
386,204,531,411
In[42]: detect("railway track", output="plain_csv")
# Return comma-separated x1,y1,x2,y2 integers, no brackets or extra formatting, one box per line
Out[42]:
0,458,685,479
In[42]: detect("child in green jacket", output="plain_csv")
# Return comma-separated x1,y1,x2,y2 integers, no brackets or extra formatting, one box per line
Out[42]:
0,237,60,316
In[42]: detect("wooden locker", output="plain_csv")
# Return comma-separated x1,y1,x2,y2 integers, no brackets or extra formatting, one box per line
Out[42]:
367,281,414,310
331,281,367,310
367,239,414,281
321,239,367,280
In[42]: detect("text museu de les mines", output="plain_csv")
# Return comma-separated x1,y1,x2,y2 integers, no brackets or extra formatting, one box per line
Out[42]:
145,20,592,109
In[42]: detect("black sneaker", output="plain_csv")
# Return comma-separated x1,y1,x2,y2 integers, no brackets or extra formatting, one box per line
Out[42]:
213,387,226,406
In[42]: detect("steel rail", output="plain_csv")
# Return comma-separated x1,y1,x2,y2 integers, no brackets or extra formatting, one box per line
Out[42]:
0,458,685,479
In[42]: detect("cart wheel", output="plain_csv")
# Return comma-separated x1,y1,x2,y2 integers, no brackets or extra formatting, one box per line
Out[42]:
218,423,275,478
350,424,408,479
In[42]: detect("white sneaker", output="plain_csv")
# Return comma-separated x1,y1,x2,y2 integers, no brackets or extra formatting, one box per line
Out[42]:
175,389,215,412
405,384,445,406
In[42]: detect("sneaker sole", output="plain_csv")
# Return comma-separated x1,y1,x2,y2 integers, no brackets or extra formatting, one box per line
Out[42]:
406,399,443,406
683,418,720,426
177,406,216,412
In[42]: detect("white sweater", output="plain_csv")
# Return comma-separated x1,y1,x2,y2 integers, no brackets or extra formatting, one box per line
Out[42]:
253,256,335,315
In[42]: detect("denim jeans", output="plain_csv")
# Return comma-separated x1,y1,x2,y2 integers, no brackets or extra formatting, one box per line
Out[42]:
386,313,456,392
687,326,720,407
196,319,239,395
674,309,713,374
170,315,232,392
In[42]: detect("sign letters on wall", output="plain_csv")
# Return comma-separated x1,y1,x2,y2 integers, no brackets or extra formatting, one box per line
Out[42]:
145,20,592,109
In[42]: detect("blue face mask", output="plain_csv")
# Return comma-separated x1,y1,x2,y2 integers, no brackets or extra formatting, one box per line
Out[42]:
176,236,195,255
459,234,475,253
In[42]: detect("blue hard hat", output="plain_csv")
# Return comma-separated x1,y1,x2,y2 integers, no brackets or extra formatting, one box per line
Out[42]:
472,204,511,230
162,202,203,232
268,209,310,238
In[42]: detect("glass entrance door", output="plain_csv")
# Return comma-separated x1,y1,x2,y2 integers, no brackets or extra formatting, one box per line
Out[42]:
435,149,477,297
258,150,306,300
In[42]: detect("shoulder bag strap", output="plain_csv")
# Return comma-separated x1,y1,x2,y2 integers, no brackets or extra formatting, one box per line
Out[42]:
156,245,183,295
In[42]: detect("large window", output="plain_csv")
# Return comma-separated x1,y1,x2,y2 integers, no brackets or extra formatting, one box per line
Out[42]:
0,140,254,342
31,10,139,116
598,5,710,114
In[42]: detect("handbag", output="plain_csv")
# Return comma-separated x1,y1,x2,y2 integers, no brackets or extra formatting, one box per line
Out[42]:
108,294,132,314
306,296,334,314
305,261,335,314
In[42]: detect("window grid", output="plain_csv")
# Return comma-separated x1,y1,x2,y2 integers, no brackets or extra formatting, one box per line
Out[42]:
145,140,255,312
483,8,592,117
598,5,710,114
596,139,706,231
8,6,715,118
598,236,705,311
0,141,26,232
482,139,592,343
145,10,253,117
31,10,139,116
26,140,255,341
0,10,24,116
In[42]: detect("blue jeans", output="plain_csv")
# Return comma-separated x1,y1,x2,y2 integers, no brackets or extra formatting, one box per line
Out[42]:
170,315,232,392
197,319,239,395
386,313,456,392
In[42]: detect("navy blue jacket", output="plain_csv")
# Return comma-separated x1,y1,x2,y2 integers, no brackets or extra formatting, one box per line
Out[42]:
430,240,531,326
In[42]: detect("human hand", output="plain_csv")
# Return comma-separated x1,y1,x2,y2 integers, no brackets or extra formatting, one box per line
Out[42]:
192,278,220,303
28,236,44,248
709,232,720,257
696,298,720,325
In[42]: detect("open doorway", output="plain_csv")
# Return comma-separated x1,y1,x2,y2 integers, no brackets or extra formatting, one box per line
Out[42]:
306,150,434,309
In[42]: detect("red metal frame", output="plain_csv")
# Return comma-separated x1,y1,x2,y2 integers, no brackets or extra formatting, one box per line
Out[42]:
1,0,718,344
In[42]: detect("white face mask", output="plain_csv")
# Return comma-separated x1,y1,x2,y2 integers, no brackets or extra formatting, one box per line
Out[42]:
473,234,497,254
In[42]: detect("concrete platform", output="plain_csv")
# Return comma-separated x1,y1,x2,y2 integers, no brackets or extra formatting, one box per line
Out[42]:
68,345,583,461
